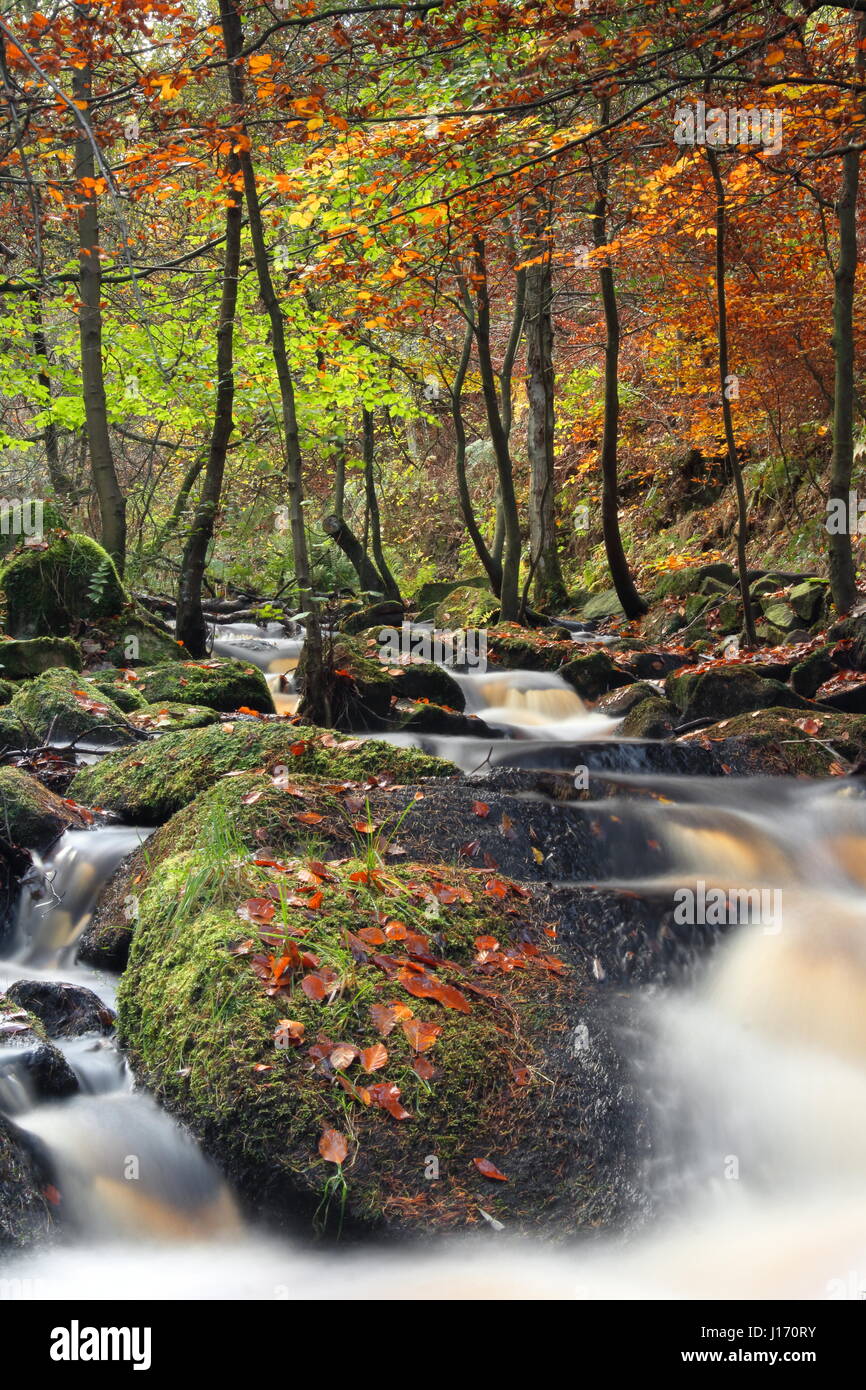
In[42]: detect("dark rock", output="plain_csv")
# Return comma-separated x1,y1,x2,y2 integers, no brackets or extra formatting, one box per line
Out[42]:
0,1112,54,1248
0,637,82,680
5,980,115,1038
595,681,660,717
0,996,79,1100
665,664,814,723
341,599,405,637
0,766,90,850
678,706,866,775
559,650,633,702
620,697,678,739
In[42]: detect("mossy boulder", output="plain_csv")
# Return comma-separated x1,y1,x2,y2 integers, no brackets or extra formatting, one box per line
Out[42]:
0,711,25,753
0,766,90,849
484,625,574,672
0,499,66,561
9,668,139,747
84,672,149,713
414,577,487,622
117,849,598,1236
297,638,396,731
128,702,220,731
680,707,866,776
132,659,274,715
393,701,495,737
651,563,736,601
91,612,182,667
433,585,500,629
559,650,632,702
0,678,13,705
69,721,455,823
619,697,678,739
0,532,125,638
594,681,661,718
0,637,81,680
665,664,813,724
790,649,835,700
354,633,465,709
788,579,829,626
579,587,626,621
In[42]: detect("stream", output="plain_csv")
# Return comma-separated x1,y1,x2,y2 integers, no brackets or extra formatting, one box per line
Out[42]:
1,623,866,1298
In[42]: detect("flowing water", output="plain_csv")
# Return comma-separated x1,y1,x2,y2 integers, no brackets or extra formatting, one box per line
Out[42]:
2,626,866,1298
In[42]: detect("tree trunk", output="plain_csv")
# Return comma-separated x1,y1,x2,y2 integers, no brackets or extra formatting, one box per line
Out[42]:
322,514,385,593
828,76,863,612
175,150,242,657
219,0,327,720
29,288,72,495
451,316,502,593
72,54,126,571
524,195,566,609
592,169,646,619
706,147,757,646
362,408,401,602
471,234,522,621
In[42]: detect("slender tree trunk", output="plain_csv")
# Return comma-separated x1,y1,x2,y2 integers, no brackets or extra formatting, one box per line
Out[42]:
29,288,71,495
592,169,646,620
491,261,525,565
706,147,757,645
451,317,502,593
72,51,126,571
471,234,522,621
362,408,401,601
322,514,385,593
175,151,242,657
219,0,327,719
525,195,566,609
828,26,864,613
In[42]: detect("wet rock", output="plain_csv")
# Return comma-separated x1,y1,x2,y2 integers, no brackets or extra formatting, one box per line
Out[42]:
594,681,660,717
0,766,90,849
0,637,82,680
69,721,455,823
814,677,866,714
0,995,78,1100
133,658,274,715
678,707,866,775
559,649,633,701
617,648,695,681
9,668,139,748
0,532,124,640
0,1112,54,1248
620,697,678,739
393,701,496,738
5,980,115,1038
483,625,574,672
665,664,814,724
116,847,635,1237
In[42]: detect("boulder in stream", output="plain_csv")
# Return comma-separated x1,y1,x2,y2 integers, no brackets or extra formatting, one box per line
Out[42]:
0,1111,55,1249
69,721,455,823
665,663,815,724
5,980,115,1038
132,658,274,715
0,766,91,849
0,994,79,1100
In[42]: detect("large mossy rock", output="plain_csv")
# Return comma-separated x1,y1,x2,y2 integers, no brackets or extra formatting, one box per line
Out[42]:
128,701,220,731
483,625,575,672
433,585,500,629
0,532,125,638
94,613,182,667
132,659,274,715
84,672,149,713
414,577,487,622
296,637,397,731
9,668,139,747
116,849,600,1237
0,637,81,680
69,721,455,823
0,766,90,849
619,697,678,738
353,632,465,709
559,650,632,702
340,599,404,637
651,562,736,602
665,664,813,723
679,707,866,776
578,587,626,621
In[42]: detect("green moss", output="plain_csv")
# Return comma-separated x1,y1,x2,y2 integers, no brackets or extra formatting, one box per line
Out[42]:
682,706,866,775
133,658,274,714
118,848,563,1234
484,625,575,672
129,702,220,731
619,696,677,738
0,637,82,680
432,585,500,629
0,678,14,705
0,765,87,849
88,611,182,666
69,721,455,822
9,667,138,746
559,649,630,701
665,664,811,722
84,672,149,713
0,531,125,638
